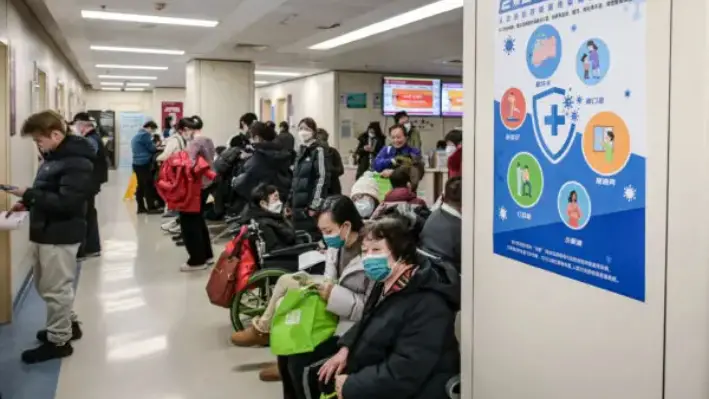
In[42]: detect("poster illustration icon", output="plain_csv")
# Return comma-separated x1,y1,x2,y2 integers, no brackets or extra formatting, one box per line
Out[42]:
526,24,563,79
557,181,592,230
507,152,544,208
532,87,577,164
500,87,527,130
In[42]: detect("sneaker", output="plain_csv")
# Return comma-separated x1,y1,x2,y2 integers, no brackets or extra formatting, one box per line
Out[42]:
168,225,181,235
180,264,209,272
230,325,269,347
163,210,178,218
36,321,82,343
21,342,73,364
77,252,100,261
258,362,281,382
161,219,178,232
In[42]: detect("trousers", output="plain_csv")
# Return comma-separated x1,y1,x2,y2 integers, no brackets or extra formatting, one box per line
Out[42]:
25,242,80,344
78,195,101,256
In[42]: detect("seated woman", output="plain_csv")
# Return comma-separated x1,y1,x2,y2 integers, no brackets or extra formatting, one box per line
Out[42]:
318,215,460,399
232,197,370,385
349,172,380,219
372,124,421,176
371,165,430,221
246,184,297,253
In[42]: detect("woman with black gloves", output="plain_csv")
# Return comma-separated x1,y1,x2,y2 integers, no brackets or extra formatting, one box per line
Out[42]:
355,122,386,179
318,214,461,399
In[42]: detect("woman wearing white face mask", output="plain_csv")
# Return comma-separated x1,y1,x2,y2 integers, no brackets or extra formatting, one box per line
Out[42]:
287,117,330,239
245,184,296,253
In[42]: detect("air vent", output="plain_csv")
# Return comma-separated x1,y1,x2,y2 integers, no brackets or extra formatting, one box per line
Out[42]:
234,43,269,52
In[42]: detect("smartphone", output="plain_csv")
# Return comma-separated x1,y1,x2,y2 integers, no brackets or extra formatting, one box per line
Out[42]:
0,184,17,191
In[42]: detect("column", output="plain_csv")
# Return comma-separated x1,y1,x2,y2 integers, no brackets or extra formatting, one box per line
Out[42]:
185,60,255,145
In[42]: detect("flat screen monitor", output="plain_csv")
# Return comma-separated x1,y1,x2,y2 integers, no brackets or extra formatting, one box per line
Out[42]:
382,77,441,117
441,83,463,117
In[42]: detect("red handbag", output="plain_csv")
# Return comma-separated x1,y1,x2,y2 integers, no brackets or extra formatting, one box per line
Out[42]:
205,226,257,307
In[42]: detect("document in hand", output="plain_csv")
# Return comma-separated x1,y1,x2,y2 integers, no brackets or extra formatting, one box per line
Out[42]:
0,211,28,230
298,250,326,271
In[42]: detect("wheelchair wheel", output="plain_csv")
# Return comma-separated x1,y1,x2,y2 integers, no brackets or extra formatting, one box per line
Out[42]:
230,268,288,332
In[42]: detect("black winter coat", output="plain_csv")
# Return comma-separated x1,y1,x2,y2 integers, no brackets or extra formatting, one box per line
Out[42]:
288,142,329,220
232,141,293,201
23,135,95,245
84,129,109,194
245,206,296,253
325,146,344,195
340,262,461,399
355,133,385,178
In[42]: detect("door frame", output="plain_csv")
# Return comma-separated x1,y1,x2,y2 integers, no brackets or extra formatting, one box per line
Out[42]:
0,42,12,323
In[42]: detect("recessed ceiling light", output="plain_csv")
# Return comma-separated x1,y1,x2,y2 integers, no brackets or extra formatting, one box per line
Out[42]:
101,88,121,91
126,82,151,87
90,45,185,55
255,71,301,77
81,10,219,27
124,88,146,92
255,81,269,84
100,82,124,86
309,0,463,50
98,75,157,80
96,64,168,71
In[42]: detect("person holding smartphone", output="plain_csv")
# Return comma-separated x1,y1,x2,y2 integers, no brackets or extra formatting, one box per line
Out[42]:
5,110,95,364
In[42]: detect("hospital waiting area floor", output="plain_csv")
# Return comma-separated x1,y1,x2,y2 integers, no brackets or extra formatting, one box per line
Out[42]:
0,171,281,399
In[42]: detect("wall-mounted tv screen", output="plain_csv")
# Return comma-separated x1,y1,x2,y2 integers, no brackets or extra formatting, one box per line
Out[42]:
441,83,463,117
382,77,441,117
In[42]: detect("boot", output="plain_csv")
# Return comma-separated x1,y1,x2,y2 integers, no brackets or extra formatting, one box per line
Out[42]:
230,325,269,347
258,362,281,382
36,321,83,343
21,342,73,364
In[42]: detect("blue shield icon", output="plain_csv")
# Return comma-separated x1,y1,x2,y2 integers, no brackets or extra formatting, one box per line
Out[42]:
532,87,576,164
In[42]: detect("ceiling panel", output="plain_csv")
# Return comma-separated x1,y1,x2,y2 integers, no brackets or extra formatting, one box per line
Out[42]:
75,0,244,20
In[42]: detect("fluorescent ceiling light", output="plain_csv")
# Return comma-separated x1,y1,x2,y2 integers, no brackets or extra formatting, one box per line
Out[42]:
255,71,301,77
91,45,185,55
101,88,121,91
309,0,463,50
96,64,168,71
99,75,158,80
124,88,146,92
255,81,269,85
100,82,124,86
81,10,218,27
126,82,151,87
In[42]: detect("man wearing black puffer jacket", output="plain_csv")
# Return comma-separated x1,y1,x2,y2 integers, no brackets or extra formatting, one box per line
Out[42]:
6,111,94,364
232,122,293,203
287,117,330,239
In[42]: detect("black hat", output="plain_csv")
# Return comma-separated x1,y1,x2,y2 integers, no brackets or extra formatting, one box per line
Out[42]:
72,112,94,123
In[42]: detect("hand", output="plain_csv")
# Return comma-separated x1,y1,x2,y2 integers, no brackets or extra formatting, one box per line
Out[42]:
7,187,26,198
363,145,373,152
284,207,293,218
380,169,394,178
335,374,348,398
319,347,349,383
318,282,334,301
6,202,26,217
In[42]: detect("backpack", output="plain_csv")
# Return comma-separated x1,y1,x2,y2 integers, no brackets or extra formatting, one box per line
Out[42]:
205,225,258,307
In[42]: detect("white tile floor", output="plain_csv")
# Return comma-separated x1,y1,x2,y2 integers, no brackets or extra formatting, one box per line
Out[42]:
54,171,281,399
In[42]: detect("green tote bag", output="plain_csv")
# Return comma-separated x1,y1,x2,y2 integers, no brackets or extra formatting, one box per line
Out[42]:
372,173,392,201
270,287,339,356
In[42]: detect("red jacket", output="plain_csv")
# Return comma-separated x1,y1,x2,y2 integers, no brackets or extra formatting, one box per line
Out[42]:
156,151,216,213
447,145,462,178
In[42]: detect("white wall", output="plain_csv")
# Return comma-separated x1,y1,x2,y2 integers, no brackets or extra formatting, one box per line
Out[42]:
3,0,86,300
465,1,670,399
335,71,462,158
85,90,152,114
255,72,337,146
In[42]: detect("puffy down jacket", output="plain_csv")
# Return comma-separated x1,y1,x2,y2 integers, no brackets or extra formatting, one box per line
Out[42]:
156,151,216,213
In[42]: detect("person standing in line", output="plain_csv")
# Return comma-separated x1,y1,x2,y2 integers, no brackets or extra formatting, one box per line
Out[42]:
316,128,344,195
179,116,216,272
229,112,258,148
355,122,386,179
162,116,173,139
275,121,295,152
394,111,422,150
6,111,94,363
131,121,162,214
71,112,108,260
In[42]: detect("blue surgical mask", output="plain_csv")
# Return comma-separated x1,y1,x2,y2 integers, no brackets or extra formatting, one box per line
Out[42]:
323,225,350,249
362,254,392,281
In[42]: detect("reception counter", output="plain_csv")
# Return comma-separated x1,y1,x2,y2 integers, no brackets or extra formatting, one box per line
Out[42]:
341,165,449,205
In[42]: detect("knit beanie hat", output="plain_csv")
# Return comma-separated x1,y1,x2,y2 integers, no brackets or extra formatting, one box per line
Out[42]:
350,172,380,200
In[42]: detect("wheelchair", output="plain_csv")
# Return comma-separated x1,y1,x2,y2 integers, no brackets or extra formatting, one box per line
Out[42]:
229,219,323,331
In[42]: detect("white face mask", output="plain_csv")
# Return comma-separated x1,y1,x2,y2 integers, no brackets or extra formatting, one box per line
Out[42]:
446,145,457,155
267,200,283,214
403,122,412,131
298,129,313,142
368,130,375,137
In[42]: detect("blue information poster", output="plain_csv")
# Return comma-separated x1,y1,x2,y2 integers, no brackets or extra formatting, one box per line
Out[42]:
493,0,646,301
